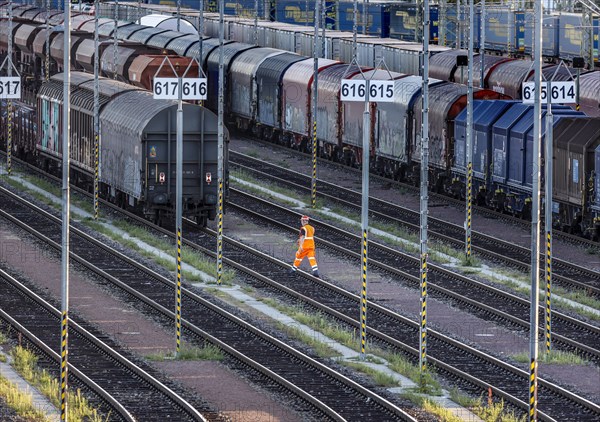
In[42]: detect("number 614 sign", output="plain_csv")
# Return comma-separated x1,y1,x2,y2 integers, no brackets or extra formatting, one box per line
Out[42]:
0,77,21,99
522,81,576,104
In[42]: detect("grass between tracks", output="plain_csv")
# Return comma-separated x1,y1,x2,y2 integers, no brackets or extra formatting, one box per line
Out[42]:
4,172,237,284
84,218,237,284
257,296,525,421
512,348,586,365
3,345,107,422
146,344,224,361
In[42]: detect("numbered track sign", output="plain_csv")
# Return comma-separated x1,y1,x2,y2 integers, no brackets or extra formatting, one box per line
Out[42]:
153,77,207,100
522,81,576,104
0,77,21,99
340,79,395,102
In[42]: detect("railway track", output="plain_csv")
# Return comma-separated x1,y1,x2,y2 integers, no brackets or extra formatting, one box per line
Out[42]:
0,185,417,422
0,268,207,422
180,208,600,421
228,188,600,363
230,151,600,300
2,154,598,420
6,178,589,421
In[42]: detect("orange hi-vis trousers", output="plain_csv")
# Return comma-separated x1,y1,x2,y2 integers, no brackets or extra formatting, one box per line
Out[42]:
293,248,318,272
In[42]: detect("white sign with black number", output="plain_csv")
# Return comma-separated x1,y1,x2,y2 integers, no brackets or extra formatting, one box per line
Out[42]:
522,81,576,104
153,77,207,100
0,77,21,99
340,79,395,102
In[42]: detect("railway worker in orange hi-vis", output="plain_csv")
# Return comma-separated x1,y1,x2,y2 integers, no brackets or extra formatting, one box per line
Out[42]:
289,215,320,278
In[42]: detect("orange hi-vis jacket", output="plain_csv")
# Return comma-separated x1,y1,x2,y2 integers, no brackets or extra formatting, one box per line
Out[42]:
299,224,315,250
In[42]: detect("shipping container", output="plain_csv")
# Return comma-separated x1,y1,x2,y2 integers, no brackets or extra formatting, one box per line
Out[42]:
483,7,524,54
524,13,559,58
336,0,392,37
381,43,449,78
389,3,439,43
275,1,337,29
338,37,412,69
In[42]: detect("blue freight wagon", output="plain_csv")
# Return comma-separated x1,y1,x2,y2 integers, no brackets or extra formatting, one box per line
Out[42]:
388,3,439,43
336,0,391,38
453,101,515,186
483,7,524,54
141,0,268,19
558,12,599,63
524,13,559,58
274,0,337,29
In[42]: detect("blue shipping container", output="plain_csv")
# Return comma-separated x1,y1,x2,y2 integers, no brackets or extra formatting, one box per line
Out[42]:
144,0,268,19
524,14,559,57
484,7,524,54
275,1,337,29
336,0,391,38
389,3,439,43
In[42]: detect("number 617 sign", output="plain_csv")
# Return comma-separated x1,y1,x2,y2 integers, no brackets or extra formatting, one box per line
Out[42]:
153,77,207,100
0,77,21,99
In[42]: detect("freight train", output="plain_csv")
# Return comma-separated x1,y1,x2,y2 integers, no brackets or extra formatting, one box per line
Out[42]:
0,6,227,225
121,1,599,67
1,3,599,239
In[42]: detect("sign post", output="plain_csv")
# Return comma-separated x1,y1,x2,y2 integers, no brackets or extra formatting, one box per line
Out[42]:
0,2,20,175
153,57,207,356
420,0,431,380
529,1,544,419
60,1,72,419
341,62,396,361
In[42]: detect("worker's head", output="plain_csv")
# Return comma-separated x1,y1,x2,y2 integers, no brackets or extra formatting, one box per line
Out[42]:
301,215,310,225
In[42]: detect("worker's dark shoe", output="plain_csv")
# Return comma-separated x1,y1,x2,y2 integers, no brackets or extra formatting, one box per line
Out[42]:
312,270,320,278
288,268,297,276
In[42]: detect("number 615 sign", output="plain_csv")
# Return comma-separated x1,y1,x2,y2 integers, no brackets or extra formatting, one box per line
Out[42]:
0,77,21,99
